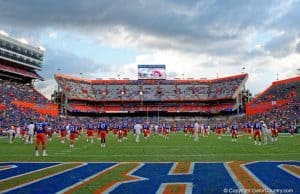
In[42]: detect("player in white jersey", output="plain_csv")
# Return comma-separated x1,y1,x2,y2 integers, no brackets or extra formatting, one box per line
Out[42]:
16,126,21,138
7,126,16,144
154,124,159,135
26,121,35,144
261,121,273,145
194,122,200,142
134,123,142,143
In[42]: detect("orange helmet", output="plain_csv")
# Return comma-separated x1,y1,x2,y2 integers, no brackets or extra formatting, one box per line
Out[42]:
39,117,45,122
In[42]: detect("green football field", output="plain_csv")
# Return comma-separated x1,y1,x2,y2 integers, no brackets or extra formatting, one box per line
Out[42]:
1,132,299,162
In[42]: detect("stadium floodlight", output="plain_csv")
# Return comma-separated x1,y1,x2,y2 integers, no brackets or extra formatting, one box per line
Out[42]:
0,30,9,36
139,91,143,96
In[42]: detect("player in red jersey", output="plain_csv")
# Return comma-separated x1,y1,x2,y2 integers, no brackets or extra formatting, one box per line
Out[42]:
34,117,48,157
253,121,262,145
231,122,238,142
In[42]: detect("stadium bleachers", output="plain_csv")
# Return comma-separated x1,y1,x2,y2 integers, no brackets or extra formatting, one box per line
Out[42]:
55,74,247,101
246,76,299,129
0,79,58,127
55,74,248,114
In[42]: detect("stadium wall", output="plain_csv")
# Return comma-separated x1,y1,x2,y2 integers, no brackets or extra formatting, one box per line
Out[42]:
12,100,58,116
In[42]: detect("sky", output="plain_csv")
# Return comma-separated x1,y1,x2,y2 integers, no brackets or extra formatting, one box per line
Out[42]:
0,0,299,98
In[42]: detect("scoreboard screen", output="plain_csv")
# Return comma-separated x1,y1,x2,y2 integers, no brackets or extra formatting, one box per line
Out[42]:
138,64,166,80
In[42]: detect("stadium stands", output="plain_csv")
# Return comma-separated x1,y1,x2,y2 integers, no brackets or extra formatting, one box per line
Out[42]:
55,73,248,114
0,79,58,128
246,76,299,130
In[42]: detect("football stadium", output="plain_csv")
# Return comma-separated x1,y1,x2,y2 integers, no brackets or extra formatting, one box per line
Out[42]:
0,1,300,194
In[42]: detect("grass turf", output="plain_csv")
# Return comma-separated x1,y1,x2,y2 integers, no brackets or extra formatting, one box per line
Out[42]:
0,132,299,162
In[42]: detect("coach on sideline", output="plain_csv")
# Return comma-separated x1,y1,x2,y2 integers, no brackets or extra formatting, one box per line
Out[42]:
134,123,142,143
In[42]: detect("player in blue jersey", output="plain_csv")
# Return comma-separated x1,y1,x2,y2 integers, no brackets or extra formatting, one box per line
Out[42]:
34,117,47,156
271,120,279,142
98,120,108,147
216,123,222,139
203,124,209,137
253,121,262,145
60,124,67,143
122,121,129,140
245,121,252,139
183,123,188,136
143,123,149,139
86,123,95,143
69,124,77,148
117,123,123,142
231,122,238,142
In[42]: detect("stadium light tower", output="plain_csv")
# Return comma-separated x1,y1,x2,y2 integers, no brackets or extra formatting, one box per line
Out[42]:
139,91,143,105
297,68,300,76
276,73,279,80
242,67,246,73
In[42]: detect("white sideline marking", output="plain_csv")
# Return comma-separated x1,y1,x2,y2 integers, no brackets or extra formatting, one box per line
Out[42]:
278,164,300,179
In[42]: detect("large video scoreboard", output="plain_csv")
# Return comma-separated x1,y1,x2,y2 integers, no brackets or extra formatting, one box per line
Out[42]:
138,64,166,80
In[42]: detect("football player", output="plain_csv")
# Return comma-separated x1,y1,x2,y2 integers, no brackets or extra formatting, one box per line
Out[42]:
34,117,48,156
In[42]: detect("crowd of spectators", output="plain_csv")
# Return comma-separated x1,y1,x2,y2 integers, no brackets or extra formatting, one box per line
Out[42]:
247,77,299,132
0,79,52,128
252,79,298,104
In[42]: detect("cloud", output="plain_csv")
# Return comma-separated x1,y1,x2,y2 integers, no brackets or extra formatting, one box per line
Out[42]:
1,0,299,98
34,79,57,99
264,33,299,57
296,41,300,53
48,32,57,39
40,48,109,79
0,0,296,57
